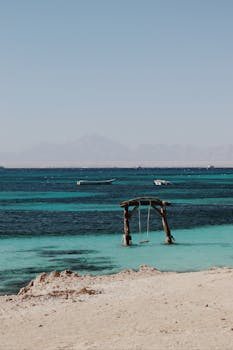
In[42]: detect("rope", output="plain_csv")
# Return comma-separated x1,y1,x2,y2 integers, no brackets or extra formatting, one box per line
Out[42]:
138,201,151,244
146,201,151,240
138,201,142,239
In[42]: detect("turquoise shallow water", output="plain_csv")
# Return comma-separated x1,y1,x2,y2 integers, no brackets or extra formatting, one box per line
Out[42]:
1,224,233,294
1,224,233,271
1,167,233,294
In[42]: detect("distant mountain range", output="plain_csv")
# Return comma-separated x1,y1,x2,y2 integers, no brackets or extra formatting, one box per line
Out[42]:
1,134,233,167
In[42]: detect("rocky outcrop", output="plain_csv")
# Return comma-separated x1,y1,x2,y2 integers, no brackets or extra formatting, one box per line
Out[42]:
17,266,161,298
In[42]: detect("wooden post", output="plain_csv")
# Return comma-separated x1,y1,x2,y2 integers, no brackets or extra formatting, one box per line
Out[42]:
123,205,132,246
160,206,174,244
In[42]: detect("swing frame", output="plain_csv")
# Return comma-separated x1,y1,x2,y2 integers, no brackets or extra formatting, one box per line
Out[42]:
120,196,175,246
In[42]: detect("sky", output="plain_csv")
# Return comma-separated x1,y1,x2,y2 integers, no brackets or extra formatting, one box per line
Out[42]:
1,0,233,152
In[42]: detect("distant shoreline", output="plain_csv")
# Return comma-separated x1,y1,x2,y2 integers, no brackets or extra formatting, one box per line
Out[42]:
1,161,233,168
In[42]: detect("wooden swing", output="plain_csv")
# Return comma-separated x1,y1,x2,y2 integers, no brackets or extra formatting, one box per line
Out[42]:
120,196,175,246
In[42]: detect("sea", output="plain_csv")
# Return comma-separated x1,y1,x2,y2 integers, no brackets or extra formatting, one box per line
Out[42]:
1,167,233,295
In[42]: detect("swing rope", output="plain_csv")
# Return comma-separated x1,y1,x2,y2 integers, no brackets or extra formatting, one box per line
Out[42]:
138,200,151,244
146,200,151,240
138,201,142,241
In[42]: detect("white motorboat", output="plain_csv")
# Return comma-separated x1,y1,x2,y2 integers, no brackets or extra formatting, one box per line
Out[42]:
154,179,172,186
77,178,115,185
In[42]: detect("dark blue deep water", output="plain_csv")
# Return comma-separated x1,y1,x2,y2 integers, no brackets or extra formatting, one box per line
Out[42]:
1,167,233,295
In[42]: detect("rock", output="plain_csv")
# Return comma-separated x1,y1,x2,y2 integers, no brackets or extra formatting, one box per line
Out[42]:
49,270,60,279
18,280,34,295
35,272,47,284
60,270,78,277
139,265,159,272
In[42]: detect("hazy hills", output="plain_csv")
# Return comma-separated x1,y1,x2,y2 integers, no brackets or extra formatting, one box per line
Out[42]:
1,134,233,167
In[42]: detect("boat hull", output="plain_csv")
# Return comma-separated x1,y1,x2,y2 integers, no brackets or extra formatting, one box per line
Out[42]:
154,179,172,186
77,179,115,185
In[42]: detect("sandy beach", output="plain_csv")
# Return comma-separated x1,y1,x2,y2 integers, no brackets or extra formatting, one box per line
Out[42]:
0,266,232,350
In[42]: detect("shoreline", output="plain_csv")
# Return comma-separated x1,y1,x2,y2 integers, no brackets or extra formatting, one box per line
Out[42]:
1,266,233,350
2,162,233,168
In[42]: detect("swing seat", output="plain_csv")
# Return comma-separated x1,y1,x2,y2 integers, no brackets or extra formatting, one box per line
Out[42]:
139,239,150,244
137,200,151,244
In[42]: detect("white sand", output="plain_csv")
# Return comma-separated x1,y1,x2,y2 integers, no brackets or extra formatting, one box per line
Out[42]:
0,266,233,350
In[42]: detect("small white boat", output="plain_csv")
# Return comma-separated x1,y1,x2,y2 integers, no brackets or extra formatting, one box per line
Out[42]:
154,179,172,186
77,178,115,185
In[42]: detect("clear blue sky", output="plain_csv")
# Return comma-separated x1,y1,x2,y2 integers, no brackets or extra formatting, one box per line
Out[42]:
1,0,232,152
